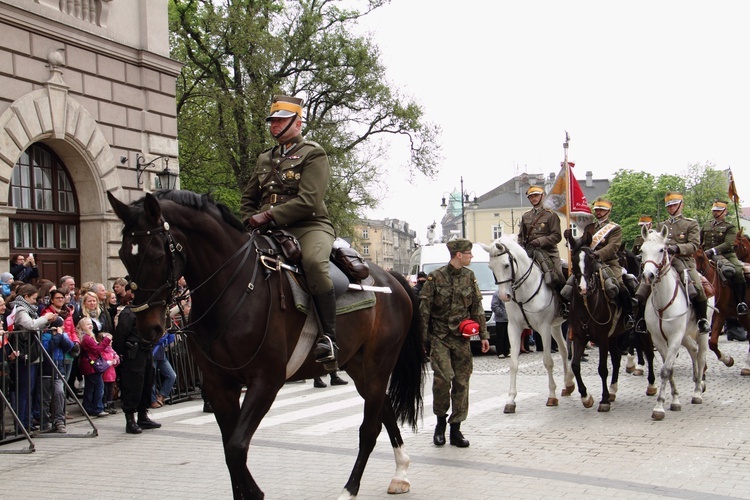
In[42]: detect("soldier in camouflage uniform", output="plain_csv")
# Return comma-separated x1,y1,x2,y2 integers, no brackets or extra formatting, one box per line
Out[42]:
634,192,710,334
700,200,748,316
419,238,489,448
631,215,652,254
240,95,339,364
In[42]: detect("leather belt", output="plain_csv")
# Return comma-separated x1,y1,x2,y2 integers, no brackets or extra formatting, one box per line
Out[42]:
262,193,297,205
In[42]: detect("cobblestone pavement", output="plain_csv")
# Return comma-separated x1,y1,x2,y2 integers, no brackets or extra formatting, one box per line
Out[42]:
3,337,750,499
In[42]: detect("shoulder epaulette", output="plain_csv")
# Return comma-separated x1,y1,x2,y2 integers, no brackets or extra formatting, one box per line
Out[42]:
303,140,322,149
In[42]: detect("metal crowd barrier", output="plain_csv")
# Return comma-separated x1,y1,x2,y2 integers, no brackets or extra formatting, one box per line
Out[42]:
1,328,98,452
155,331,203,405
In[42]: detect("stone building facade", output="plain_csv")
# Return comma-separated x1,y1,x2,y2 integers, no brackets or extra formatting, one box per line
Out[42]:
354,218,416,274
0,0,180,285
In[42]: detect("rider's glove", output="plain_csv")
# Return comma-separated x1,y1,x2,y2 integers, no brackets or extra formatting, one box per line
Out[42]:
667,245,679,255
706,248,717,257
246,210,275,230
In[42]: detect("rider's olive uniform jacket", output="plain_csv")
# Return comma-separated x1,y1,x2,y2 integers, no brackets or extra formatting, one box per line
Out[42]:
583,218,623,278
419,264,489,341
656,214,700,267
519,207,562,257
701,219,739,256
240,135,335,238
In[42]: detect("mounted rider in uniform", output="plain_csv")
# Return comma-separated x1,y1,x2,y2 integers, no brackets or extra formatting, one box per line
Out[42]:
240,95,339,365
634,191,710,334
518,185,566,314
579,197,635,329
700,200,748,316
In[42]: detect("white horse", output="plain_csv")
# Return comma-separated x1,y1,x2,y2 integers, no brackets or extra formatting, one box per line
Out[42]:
481,237,574,413
639,226,708,420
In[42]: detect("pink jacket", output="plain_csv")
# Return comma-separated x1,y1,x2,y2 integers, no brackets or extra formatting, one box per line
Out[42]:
101,344,120,383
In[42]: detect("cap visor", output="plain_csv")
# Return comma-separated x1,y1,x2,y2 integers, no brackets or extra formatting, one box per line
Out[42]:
266,110,297,121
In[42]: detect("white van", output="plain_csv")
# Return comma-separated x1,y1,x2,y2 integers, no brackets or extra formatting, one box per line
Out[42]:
408,243,496,353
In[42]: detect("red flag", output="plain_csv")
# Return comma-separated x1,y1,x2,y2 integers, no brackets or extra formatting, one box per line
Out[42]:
543,162,592,216
728,168,740,204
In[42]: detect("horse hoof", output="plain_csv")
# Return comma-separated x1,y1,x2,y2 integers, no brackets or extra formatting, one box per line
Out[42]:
691,396,703,405
598,403,611,412
387,479,411,494
503,403,516,414
546,397,559,407
727,357,735,368
561,384,575,397
651,410,665,421
741,368,750,376
625,365,635,374
670,403,681,411
646,386,657,397
582,395,594,408
633,369,644,376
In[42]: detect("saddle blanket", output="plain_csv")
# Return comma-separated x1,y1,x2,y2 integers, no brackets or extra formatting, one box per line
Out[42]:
286,272,377,315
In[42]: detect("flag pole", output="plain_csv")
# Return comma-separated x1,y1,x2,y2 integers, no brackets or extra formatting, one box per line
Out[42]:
563,131,572,232
728,167,741,227
563,131,572,284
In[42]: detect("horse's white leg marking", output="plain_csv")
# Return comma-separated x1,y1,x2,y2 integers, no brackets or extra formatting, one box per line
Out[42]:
386,446,411,494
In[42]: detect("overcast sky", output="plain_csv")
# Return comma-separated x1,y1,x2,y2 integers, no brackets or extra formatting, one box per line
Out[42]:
358,1,750,243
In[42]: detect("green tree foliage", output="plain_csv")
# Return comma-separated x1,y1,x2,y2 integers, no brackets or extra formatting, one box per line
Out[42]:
606,162,733,247
169,0,440,235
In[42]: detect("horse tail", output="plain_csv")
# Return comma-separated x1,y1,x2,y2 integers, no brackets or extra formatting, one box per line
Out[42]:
386,271,427,431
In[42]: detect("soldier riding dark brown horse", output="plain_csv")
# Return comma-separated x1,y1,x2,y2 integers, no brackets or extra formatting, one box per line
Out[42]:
107,190,426,500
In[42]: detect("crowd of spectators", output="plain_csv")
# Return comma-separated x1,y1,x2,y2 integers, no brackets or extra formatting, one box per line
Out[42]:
1,264,181,436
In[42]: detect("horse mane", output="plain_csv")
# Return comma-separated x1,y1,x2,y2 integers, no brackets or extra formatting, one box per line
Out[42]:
486,235,523,258
125,190,245,233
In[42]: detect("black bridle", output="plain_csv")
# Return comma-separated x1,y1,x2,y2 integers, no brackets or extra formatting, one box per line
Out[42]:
125,220,186,313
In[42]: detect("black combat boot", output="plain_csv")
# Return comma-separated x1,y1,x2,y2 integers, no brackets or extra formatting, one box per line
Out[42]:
137,410,162,430
633,282,651,334
329,372,348,386
125,412,142,434
734,281,748,315
312,288,339,364
433,415,447,446
694,300,710,334
449,423,470,448
313,377,327,388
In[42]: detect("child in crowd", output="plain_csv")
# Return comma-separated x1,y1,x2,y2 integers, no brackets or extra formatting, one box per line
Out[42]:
77,317,111,418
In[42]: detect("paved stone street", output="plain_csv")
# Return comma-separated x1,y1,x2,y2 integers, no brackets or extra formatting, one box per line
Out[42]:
3,336,750,499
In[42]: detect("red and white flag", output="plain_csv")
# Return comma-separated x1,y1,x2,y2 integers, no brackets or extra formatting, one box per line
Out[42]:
543,161,592,217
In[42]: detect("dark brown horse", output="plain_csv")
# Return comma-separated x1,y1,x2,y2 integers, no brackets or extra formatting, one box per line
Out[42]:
565,231,628,411
694,248,750,375
107,190,426,500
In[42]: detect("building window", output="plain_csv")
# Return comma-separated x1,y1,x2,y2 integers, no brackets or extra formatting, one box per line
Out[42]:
363,244,370,256
492,225,503,240
10,144,79,252
362,228,369,239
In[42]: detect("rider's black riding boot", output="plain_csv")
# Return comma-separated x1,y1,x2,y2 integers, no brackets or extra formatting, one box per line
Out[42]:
433,415,447,446
633,282,650,334
449,422,470,448
733,281,748,316
619,287,635,330
694,300,710,334
313,288,339,364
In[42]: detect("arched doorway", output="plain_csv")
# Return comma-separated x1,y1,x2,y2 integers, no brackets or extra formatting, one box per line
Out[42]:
9,143,80,284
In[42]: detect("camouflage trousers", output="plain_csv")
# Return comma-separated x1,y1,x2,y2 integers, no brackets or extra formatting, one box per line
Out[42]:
429,333,473,424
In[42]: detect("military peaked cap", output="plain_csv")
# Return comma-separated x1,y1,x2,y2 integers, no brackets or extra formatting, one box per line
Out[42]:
267,95,303,121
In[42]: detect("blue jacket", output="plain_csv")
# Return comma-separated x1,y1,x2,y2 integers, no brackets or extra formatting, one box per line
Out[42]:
42,331,75,376
152,333,175,361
